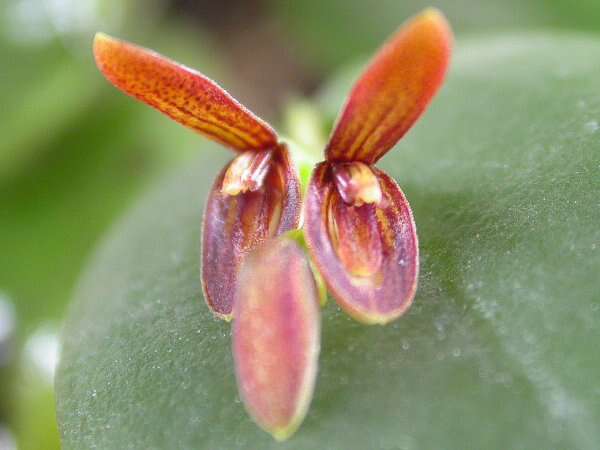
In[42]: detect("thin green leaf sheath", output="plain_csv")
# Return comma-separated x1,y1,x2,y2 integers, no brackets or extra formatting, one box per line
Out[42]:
92,7,452,440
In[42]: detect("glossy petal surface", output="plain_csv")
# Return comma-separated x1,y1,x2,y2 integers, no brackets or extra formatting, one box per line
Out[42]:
233,237,320,441
325,9,452,164
305,163,418,324
93,33,278,152
202,147,301,319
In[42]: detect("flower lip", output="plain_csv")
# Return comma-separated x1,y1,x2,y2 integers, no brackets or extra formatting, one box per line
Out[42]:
233,236,320,441
327,185,383,278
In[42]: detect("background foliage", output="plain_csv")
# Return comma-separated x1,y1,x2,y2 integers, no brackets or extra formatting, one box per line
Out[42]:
56,34,600,449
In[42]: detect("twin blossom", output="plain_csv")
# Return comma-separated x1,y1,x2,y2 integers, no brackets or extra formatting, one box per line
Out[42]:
94,8,452,440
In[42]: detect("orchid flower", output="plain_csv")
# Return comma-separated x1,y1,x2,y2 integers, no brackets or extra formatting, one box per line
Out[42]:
94,33,302,321
305,9,452,324
93,8,451,441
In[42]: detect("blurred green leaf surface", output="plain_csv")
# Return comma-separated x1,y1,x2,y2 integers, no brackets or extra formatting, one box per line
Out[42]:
0,5,226,447
271,0,600,68
0,19,223,333
56,33,600,449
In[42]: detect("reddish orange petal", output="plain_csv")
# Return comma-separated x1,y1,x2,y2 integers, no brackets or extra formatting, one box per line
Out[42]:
233,237,320,440
202,146,301,319
325,9,452,164
304,163,419,324
93,33,278,152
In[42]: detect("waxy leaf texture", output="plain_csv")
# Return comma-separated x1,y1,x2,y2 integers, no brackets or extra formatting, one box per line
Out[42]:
57,35,600,449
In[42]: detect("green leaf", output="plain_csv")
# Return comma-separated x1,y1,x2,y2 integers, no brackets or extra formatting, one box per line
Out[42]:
270,0,600,69
56,34,600,449
0,24,224,332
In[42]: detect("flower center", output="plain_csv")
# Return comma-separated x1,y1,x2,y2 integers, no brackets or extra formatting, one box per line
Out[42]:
327,182,383,279
332,162,382,206
221,149,274,196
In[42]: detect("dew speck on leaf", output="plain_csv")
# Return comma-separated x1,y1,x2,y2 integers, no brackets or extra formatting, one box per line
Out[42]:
583,120,599,133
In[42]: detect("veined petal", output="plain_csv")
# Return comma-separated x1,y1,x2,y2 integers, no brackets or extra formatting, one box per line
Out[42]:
93,33,278,152
233,237,320,441
325,9,452,164
202,146,301,319
305,163,419,325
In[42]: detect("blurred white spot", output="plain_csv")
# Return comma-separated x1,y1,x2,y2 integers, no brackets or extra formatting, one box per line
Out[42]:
555,66,571,80
5,0,124,44
24,325,60,383
5,0,52,43
45,0,98,34
0,293,16,346
0,426,17,450
583,121,599,134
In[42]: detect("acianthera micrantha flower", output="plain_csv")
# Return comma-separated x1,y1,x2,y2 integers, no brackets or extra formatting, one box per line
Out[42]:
93,33,302,321
304,9,452,325
93,8,452,440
